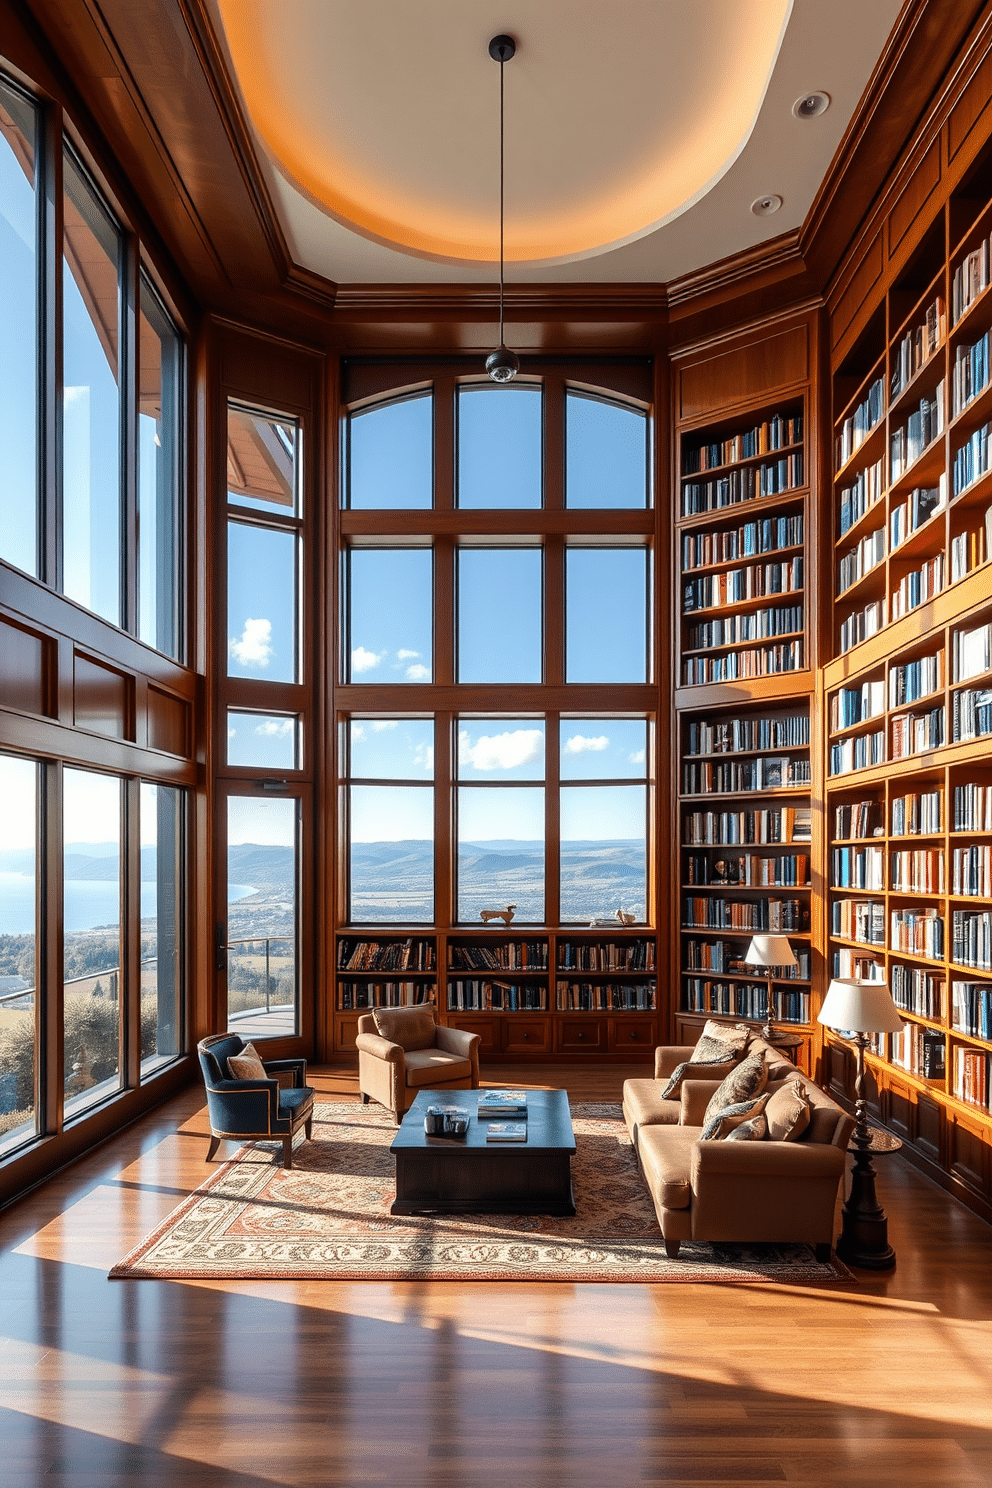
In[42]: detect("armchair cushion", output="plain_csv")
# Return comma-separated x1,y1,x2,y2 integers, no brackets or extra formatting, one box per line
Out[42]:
403,1047,473,1087
703,1051,768,1127
227,1041,266,1081
373,1005,436,1051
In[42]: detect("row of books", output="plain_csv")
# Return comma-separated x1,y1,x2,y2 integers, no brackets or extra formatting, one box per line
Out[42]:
685,602,803,649
683,940,811,977
337,938,436,972
449,943,549,971
681,454,805,515
890,384,944,479
952,237,991,325
890,650,942,706
953,620,992,682
952,418,992,494
682,980,810,1023
891,847,945,893
832,948,885,980
953,783,992,831
950,523,989,583
953,1047,990,1110
557,942,654,971
892,1023,946,1080
838,526,885,594
891,906,944,959
838,458,884,536
684,713,810,755
837,376,884,469
951,980,992,1039
337,982,435,1010
890,553,944,621
953,845,992,898
890,705,945,759
831,898,885,945
681,513,804,570
555,982,656,1011
889,481,945,547
832,678,885,731
683,806,812,845
892,790,942,835
447,981,548,1011
952,687,992,742
684,852,809,887
682,897,806,931
892,963,945,1019
833,799,883,840
829,730,885,776
891,296,944,398
682,414,803,474
683,640,804,684
953,910,992,969
682,558,802,613
831,845,884,890
838,598,883,654
952,331,990,416
682,755,810,795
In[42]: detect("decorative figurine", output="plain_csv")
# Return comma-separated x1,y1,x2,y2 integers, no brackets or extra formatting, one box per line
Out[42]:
480,904,516,925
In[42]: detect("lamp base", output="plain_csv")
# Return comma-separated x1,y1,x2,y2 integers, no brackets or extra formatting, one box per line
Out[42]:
836,1146,896,1270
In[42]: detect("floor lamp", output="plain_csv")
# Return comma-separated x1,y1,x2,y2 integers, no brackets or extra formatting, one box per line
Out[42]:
817,977,905,1269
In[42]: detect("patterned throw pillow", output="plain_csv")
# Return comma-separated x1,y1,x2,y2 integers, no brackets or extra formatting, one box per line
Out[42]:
725,1112,769,1141
699,1019,751,1055
703,1050,768,1128
700,1092,769,1140
659,1021,751,1099
764,1077,812,1141
227,1041,267,1081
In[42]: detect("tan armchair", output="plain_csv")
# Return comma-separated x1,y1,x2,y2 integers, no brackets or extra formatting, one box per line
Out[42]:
356,1006,481,1123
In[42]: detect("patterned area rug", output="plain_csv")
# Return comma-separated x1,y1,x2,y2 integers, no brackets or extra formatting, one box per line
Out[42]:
110,1103,852,1283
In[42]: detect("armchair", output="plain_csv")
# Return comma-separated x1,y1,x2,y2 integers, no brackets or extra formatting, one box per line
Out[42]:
356,1006,480,1123
197,1034,315,1169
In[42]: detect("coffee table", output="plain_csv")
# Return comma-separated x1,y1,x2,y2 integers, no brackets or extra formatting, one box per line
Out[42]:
390,1088,576,1216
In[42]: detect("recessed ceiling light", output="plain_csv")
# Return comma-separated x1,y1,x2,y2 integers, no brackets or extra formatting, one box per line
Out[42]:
750,194,783,217
793,91,830,120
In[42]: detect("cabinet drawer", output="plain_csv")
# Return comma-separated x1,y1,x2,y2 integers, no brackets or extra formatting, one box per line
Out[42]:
609,1016,657,1052
446,1014,502,1056
557,1017,607,1053
502,1016,551,1054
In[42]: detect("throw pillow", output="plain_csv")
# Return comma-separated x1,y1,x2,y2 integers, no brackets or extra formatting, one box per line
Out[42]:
725,1113,769,1142
699,1019,751,1055
660,1041,741,1100
703,1050,768,1128
700,1092,769,1140
373,1005,436,1051
764,1077,812,1142
227,1041,266,1081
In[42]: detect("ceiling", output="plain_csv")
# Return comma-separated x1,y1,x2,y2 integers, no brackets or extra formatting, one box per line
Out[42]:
207,0,905,286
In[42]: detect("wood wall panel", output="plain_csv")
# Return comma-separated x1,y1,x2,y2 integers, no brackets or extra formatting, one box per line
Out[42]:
147,683,190,757
948,1113,989,1196
948,40,992,161
677,323,808,423
889,140,942,254
73,652,132,738
221,338,316,410
830,232,883,349
0,617,53,717
917,1093,942,1162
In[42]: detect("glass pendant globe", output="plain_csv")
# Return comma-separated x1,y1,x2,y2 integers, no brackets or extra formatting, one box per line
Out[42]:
486,347,520,382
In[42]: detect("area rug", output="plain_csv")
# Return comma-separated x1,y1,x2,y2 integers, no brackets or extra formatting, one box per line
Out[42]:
110,1103,853,1283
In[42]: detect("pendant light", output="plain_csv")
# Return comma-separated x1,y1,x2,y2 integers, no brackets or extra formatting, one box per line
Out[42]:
485,34,520,383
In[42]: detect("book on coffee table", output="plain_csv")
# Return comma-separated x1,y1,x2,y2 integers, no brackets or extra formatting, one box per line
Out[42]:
477,1091,529,1117
485,1122,527,1143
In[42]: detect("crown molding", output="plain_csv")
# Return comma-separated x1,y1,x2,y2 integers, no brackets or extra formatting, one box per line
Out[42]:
329,282,669,322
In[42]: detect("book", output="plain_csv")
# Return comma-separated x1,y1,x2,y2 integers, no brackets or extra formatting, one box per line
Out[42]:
477,1090,529,1116
485,1122,527,1143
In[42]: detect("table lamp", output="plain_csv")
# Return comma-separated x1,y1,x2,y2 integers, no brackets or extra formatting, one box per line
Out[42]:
743,933,798,1040
818,977,905,1269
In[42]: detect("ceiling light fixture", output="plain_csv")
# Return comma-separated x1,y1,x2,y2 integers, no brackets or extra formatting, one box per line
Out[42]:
793,91,830,120
750,194,783,217
485,34,519,384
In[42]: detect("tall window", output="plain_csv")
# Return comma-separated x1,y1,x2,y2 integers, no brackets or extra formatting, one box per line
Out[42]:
227,795,300,1038
140,783,183,1072
138,271,183,659
0,79,38,577
339,372,654,929
0,754,37,1153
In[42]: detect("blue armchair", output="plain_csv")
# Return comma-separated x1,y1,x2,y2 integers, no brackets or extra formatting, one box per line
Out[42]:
197,1034,315,1169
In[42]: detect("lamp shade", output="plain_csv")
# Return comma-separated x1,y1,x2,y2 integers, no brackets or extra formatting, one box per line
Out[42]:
743,934,797,968
818,978,905,1034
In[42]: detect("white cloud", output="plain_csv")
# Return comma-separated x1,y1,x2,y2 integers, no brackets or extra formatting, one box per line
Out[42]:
351,646,384,673
405,663,430,680
413,743,434,770
255,719,295,737
351,723,366,742
397,649,420,660
563,733,609,755
227,728,236,739
629,748,646,764
371,720,398,732
229,618,273,668
459,728,544,772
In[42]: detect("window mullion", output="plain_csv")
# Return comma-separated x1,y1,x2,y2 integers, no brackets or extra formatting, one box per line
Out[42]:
121,230,138,636
546,710,560,928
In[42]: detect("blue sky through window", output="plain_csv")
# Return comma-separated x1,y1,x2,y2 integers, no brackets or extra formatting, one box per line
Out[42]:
0,88,37,577
349,394,432,509
458,385,542,508
566,392,648,508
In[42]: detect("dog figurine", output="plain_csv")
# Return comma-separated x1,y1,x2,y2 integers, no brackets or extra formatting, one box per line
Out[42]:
480,904,516,925
616,909,636,926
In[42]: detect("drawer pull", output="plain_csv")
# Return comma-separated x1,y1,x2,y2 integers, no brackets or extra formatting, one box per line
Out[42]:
577,1031,585,1040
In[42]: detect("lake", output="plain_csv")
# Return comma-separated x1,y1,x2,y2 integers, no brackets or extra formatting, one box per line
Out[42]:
0,873,258,935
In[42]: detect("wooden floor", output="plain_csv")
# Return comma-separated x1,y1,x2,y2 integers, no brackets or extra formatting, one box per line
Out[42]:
2,1062,992,1487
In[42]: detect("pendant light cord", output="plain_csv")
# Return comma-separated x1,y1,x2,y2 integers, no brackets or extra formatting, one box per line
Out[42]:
499,49,505,349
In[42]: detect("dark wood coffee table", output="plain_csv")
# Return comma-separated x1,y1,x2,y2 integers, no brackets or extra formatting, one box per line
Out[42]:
390,1088,576,1216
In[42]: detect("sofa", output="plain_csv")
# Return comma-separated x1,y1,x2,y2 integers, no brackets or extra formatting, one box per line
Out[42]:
623,1035,855,1259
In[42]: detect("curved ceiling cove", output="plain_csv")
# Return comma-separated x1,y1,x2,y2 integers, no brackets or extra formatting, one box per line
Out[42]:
215,0,792,268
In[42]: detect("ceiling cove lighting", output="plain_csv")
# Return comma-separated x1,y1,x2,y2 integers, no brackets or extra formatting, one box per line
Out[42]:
485,33,520,383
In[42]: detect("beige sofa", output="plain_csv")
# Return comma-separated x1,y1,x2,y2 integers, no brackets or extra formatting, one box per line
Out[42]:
623,1040,855,1259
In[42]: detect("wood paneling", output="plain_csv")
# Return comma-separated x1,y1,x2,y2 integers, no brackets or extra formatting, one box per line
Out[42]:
948,33,992,160
889,140,942,255
72,651,131,738
831,233,883,349
0,617,53,717
146,683,189,756
677,322,808,422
